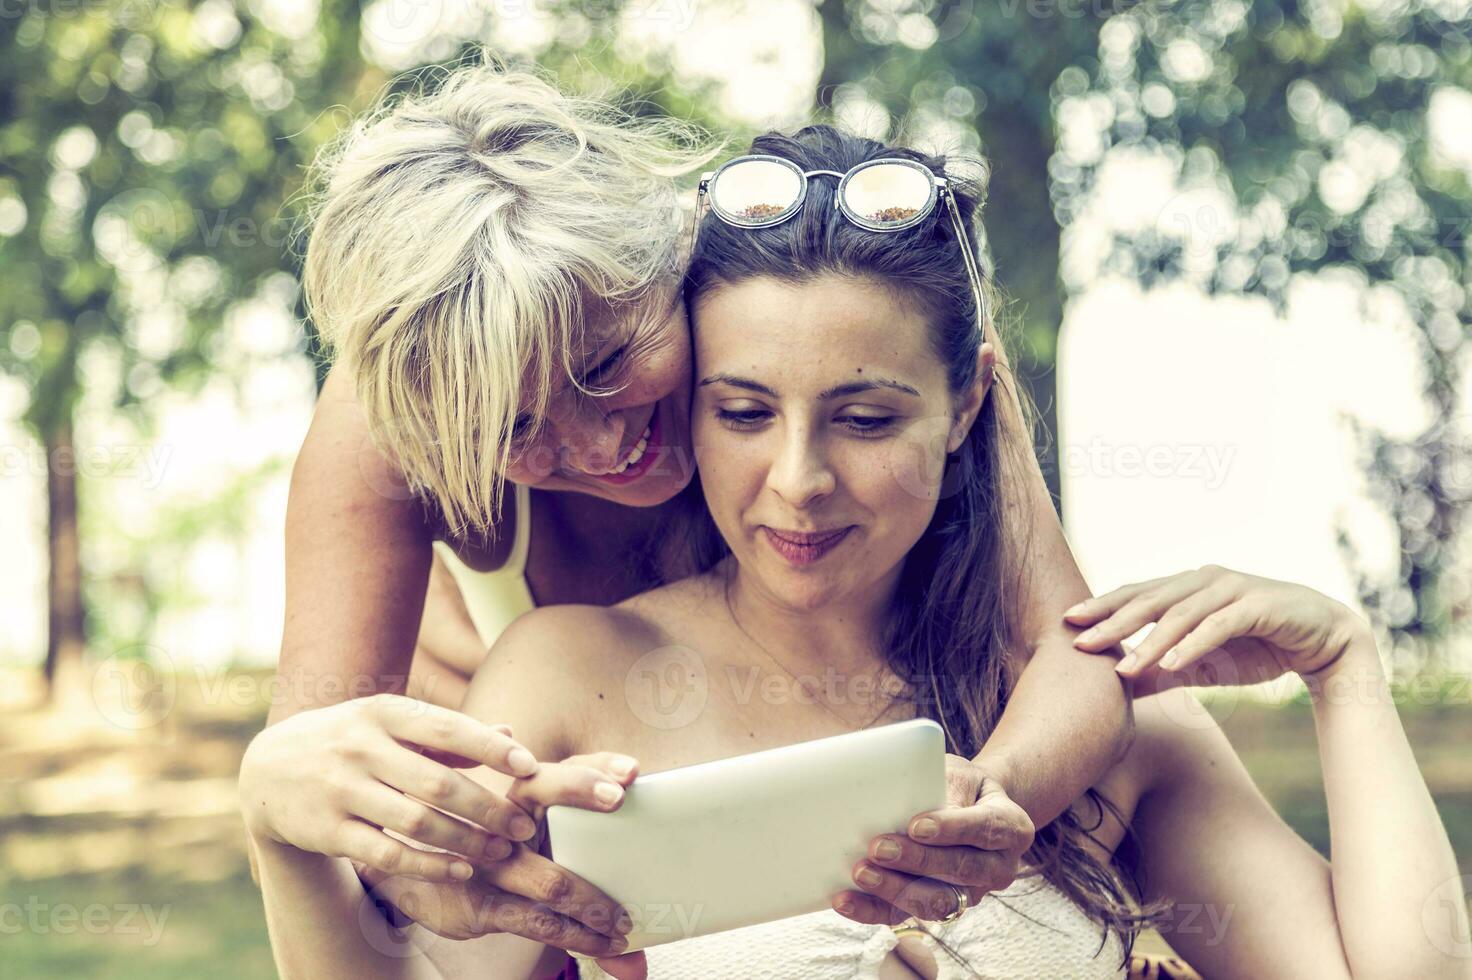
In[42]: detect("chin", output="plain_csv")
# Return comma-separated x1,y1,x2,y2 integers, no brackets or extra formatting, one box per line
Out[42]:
606,469,693,507
781,590,838,613
756,568,846,611
542,460,691,507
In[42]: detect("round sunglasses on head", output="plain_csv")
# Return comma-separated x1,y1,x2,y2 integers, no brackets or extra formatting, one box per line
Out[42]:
700,155,943,232
695,154,989,324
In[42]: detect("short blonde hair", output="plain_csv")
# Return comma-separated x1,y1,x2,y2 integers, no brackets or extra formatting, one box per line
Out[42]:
303,57,717,536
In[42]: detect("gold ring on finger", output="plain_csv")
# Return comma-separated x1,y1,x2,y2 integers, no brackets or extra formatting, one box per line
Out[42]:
938,883,969,924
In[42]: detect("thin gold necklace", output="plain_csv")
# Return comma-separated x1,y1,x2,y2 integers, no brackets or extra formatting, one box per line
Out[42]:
721,571,903,732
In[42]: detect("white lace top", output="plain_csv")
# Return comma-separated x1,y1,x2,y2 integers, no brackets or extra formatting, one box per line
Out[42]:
572,876,1125,980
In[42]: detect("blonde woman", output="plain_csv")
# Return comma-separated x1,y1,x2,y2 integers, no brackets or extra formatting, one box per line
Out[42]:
251,62,1131,969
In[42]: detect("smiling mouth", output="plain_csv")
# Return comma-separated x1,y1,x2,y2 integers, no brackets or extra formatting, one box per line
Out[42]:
589,412,661,484
761,526,854,564
609,423,652,474
765,528,850,545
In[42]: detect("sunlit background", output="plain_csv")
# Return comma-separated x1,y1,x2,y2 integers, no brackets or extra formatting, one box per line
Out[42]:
3,0,1470,976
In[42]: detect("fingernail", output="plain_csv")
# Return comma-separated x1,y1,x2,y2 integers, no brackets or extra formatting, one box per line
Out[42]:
1161,651,1180,670
1116,654,1137,673
451,861,473,880
856,866,882,887
610,755,637,779
508,748,538,776
874,839,902,862
608,935,628,954
910,818,939,840
1063,602,1086,618
616,907,635,935
485,837,513,860
510,815,536,840
1077,628,1100,644
595,781,624,807
835,897,856,916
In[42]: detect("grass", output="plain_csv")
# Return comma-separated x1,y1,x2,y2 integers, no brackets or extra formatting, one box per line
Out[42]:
1,668,1468,977
0,871,276,980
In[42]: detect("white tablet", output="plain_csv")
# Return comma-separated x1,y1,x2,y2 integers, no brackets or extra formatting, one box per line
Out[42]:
546,717,946,951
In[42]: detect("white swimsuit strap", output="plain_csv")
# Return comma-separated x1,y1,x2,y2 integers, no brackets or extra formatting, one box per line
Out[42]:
505,481,532,577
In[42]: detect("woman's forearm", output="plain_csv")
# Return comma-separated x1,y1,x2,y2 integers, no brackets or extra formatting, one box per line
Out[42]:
981,369,1133,827
253,835,439,980
1309,639,1470,979
973,628,1132,828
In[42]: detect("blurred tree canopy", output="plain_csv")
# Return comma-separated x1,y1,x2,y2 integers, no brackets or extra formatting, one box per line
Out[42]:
0,0,736,699
1069,0,1472,668
1,0,373,697
818,0,1470,667
5,0,1470,694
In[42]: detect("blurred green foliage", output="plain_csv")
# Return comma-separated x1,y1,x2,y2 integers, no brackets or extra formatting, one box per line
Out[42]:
816,0,1472,666
1,0,380,690
3,1,1470,684
0,0,371,431
0,1,735,690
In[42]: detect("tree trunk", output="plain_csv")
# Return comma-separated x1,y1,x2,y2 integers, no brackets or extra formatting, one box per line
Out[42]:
812,2,1066,507
981,104,1066,512
42,418,86,704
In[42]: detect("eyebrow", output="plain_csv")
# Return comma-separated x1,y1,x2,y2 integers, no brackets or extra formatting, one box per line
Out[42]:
697,374,921,399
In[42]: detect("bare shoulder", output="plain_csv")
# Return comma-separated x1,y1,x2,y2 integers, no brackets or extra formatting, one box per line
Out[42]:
302,363,524,574
463,600,678,759
512,602,669,663
275,362,440,723
617,568,725,621
471,603,665,694
295,361,399,497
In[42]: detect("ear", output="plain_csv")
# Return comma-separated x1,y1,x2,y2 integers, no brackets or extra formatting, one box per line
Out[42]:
946,342,996,453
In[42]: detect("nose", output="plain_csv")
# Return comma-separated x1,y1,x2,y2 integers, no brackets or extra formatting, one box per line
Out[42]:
766,422,836,508
552,397,627,474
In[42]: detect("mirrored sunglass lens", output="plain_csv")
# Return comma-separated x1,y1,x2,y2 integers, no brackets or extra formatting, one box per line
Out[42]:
711,160,802,222
844,164,933,228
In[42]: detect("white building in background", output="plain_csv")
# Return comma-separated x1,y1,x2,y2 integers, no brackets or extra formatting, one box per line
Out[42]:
1058,273,1468,672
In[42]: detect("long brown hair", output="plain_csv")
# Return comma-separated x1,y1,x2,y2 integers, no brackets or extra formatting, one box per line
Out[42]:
676,125,1170,967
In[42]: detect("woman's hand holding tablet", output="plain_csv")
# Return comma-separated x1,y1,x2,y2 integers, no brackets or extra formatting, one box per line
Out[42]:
837,754,1035,927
